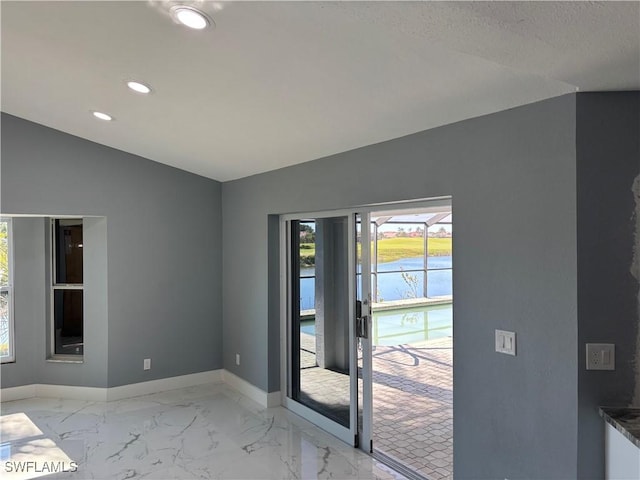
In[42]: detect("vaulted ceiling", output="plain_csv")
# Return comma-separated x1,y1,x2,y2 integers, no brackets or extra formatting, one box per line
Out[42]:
2,1,638,181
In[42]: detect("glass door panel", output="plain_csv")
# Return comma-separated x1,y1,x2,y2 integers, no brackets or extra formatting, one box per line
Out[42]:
287,215,357,444
369,205,454,479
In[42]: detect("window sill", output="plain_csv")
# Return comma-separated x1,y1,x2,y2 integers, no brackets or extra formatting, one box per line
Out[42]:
46,357,84,364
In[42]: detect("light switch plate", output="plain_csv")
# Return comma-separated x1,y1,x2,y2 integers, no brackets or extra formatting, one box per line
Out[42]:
495,330,516,356
586,343,615,370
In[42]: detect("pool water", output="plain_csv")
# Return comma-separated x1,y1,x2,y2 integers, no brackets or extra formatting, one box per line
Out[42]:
300,303,452,346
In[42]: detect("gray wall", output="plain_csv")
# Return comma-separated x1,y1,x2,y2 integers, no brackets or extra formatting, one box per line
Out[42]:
2,216,106,388
2,216,111,388
576,92,640,478
1,113,223,387
222,95,578,479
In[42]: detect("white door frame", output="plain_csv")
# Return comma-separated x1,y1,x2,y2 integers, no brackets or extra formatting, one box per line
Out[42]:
280,210,358,445
358,211,373,452
278,197,452,452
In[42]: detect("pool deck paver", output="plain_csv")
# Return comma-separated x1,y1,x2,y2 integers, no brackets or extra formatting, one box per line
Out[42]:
370,336,452,480
299,333,453,480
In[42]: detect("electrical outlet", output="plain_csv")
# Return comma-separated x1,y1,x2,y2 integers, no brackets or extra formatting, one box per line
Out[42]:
144,358,151,370
586,343,615,370
236,353,240,366
495,330,516,356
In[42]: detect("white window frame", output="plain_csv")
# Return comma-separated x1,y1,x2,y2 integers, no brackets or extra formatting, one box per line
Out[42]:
1,217,15,364
50,218,84,360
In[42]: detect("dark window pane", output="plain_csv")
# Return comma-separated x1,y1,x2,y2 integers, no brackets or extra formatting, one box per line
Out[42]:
292,217,351,428
54,289,83,355
55,220,83,284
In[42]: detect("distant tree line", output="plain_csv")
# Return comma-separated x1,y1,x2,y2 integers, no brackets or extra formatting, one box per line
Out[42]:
300,224,315,243
300,224,315,267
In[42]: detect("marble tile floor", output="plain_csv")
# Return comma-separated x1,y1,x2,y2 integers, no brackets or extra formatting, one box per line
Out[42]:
0,383,407,480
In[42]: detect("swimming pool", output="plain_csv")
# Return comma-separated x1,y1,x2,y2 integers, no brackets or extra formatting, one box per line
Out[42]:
300,303,452,346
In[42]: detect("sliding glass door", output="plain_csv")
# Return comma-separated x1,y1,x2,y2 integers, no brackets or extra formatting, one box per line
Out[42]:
282,200,452,479
284,214,360,445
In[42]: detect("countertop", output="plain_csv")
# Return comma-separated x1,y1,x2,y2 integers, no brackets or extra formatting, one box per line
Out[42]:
600,407,640,449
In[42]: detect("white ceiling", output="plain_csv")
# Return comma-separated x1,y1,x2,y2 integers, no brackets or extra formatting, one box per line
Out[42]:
2,1,638,181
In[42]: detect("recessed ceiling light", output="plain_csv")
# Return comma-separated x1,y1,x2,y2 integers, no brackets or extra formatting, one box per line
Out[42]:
127,81,152,94
92,111,113,121
170,5,212,30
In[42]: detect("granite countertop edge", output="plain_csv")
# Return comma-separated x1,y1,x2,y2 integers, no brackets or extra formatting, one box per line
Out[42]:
599,407,640,449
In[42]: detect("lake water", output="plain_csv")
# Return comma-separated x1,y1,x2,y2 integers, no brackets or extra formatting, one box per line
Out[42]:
299,256,452,310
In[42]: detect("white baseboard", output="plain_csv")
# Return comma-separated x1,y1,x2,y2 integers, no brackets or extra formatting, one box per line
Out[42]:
0,370,224,403
1,384,108,402
222,370,281,408
0,370,283,407
38,384,108,402
0,384,36,403
266,390,282,408
107,370,223,401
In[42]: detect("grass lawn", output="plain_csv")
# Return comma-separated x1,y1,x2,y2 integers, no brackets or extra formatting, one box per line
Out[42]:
300,237,452,265
376,237,451,263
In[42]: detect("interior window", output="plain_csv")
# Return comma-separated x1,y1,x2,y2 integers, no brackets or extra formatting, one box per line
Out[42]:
51,219,84,357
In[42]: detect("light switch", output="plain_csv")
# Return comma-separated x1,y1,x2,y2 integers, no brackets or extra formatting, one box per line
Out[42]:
495,330,516,356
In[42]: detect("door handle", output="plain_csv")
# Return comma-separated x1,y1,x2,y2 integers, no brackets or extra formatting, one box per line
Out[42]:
356,315,368,339
356,300,368,338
